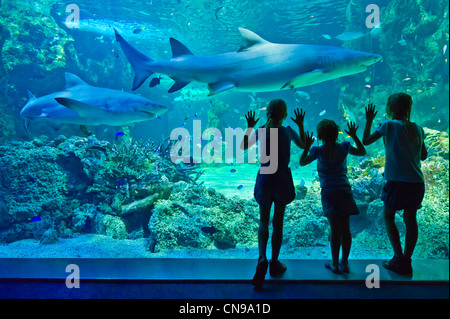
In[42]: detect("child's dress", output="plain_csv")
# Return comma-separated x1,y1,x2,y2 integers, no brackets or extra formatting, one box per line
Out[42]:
309,141,359,217
254,126,297,207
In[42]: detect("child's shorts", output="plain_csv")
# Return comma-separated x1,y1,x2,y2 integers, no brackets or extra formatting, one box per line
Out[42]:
321,184,359,218
381,181,425,210
254,167,295,207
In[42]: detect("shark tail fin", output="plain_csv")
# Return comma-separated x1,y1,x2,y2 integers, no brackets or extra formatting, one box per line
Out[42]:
114,28,154,91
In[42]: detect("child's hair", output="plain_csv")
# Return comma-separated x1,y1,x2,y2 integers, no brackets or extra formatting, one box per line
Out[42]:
316,119,339,160
267,99,287,122
387,93,419,144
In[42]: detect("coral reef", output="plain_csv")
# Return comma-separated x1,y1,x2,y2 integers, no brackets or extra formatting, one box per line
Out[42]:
0,130,448,259
0,135,203,244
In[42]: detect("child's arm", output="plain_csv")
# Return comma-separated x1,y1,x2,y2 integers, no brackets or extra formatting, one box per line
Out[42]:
290,108,306,148
299,131,315,166
240,111,259,150
345,122,366,156
363,103,382,145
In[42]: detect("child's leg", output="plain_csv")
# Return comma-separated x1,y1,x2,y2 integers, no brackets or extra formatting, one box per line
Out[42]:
271,203,286,262
258,204,271,262
327,217,341,267
339,216,351,265
383,207,403,257
403,209,418,259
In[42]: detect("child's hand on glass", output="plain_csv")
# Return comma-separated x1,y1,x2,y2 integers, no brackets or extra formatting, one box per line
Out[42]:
245,111,259,128
304,131,315,148
365,103,377,122
345,121,359,138
290,108,305,127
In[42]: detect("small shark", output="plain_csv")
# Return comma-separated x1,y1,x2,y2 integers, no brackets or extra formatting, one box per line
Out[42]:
114,28,382,95
20,73,167,134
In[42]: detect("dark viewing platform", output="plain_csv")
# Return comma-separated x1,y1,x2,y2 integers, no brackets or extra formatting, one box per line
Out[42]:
0,258,447,299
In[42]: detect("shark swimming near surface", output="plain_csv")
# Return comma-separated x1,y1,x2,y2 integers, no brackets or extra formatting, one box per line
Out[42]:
20,73,167,134
114,27,382,95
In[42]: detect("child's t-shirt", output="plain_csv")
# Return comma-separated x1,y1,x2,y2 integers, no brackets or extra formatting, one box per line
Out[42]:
255,125,298,170
375,120,425,182
309,141,351,188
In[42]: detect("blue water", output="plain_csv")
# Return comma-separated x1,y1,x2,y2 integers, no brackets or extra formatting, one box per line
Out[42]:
0,0,448,260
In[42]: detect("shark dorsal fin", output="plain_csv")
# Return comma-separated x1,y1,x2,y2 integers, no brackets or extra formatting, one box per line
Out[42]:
170,38,194,58
27,90,36,100
64,72,89,89
238,28,270,52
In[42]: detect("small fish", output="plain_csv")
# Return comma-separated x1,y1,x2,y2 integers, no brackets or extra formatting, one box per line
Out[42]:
112,49,119,58
29,216,41,222
149,75,162,87
133,28,144,34
403,77,411,81
335,31,365,41
237,185,244,190
319,110,326,116
184,116,189,121
201,226,220,234
300,178,305,187
230,169,237,173
398,38,407,46
194,113,198,117
443,44,448,55
115,131,125,140
295,90,311,100
321,34,332,40
157,116,162,120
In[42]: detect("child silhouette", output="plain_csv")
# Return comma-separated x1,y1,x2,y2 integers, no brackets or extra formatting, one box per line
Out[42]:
300,120,366,274
363,93,427,276
241,99,305,289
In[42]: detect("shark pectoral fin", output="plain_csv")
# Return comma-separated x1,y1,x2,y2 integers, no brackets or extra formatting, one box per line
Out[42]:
207,81,235,95
23,119,31,137
48,122,62,131
55,98,108,117
281,69,326,90
80,125,92,136
168,80,191,93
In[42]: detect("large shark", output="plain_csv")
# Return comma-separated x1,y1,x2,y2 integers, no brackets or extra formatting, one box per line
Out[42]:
20,72,167,133
114,28,382,95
